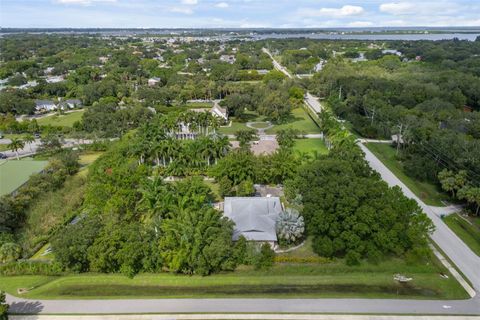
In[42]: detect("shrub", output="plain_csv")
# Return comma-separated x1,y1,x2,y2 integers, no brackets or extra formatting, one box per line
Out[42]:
254,243,275,270
276,208,305,245
0,243,21,263
0,261,62,276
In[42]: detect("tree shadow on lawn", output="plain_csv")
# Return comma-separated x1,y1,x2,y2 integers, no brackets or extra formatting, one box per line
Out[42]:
9,300,44,314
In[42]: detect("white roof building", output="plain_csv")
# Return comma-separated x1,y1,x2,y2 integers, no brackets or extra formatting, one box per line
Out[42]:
224,197,282,243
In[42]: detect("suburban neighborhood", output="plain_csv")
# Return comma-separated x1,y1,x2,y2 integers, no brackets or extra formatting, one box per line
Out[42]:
0,2,480,319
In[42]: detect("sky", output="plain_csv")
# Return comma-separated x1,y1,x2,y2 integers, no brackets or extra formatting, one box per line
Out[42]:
1,0,480,29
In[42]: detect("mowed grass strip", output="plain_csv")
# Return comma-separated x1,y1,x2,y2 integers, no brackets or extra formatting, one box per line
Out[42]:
365,143,449,206
0,258,468,300
444,213,480,256
37,110,84,127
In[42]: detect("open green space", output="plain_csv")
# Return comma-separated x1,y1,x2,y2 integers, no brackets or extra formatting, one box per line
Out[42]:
219,108,321,136
266,108,320,134
365,143,450,206
0,159,48,196
0,253,467,300
37,110,84,127
444,213,480,256
293,138,328,156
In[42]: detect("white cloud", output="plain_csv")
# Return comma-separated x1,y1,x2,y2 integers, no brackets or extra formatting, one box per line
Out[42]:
215,2,229,8
298,5,364,18
170,6,194,14
379,2,415,15
55,0,116,4
181,0,198,5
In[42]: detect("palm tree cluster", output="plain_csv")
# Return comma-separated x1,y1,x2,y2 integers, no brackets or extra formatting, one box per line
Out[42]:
131,111,230,176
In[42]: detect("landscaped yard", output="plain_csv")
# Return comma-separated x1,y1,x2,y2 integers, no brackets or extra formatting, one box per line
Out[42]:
293,138,328,156
37,110,85,127
444,213,480,257
266,108,321,134
218,108,320,136
365,143,450,206
0,253,467,300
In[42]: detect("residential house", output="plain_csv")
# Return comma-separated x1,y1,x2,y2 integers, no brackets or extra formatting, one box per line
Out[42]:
211,103,228,122
59,99,82,110
35,100,57,112
220,55,236,64
148,77,161,86
223,197,283,246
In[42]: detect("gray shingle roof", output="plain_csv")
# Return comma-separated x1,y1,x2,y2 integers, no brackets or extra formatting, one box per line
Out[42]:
224,197,282,242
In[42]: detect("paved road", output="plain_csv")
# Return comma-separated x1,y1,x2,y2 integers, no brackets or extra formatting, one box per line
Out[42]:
6,294,480,315
359,143,480,292
0,138,94,159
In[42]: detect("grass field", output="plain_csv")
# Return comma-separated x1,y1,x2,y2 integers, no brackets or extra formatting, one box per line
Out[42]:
293,138,328,156
0,159,48,196
266,108,321,134
0,252,467,300
37,110,84,127
444,213,480,256
219,108,320,135
365,143,450,206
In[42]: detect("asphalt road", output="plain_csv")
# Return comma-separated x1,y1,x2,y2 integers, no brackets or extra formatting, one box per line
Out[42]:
359,143,480,293
6,295,480,315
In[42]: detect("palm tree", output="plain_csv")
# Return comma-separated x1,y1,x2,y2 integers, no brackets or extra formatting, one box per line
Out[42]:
23,134,35,152
8,138,25,160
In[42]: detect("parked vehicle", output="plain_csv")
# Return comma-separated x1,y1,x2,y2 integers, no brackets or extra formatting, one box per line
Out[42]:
0,153,8,159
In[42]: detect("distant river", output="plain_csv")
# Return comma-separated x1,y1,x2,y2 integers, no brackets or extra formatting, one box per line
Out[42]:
253,33,480,41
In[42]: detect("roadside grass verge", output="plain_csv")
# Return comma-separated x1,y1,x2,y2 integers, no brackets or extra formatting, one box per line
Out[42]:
443,213,480,257
37,110,84,127
0,253,468,300
365,143,449,206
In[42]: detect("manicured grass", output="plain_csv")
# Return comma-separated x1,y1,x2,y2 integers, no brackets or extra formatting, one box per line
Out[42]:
266,108,321,134
37,110,84,127
365,143,449,206
0,254,467,300
444,213,480,256
293,138,328,156
249,122,271,129
219,108,321,135
218,121,250,135
0,159,49,196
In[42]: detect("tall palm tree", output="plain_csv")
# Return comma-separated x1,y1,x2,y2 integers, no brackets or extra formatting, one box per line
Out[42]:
23,134,35,152
8,138,25,160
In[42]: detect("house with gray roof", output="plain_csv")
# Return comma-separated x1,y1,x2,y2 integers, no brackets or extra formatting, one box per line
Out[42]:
35,100,57,112
223,197,282,246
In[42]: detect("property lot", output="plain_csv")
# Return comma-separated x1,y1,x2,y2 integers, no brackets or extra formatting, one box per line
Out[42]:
0,159,48,196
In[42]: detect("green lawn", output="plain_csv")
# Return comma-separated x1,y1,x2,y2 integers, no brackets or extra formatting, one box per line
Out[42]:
219,108,321,136
0,159,49,196
444,213,480,256
218,121,251,135
266,108,321,134
365,143,450,206
37,110,84,127
293,138,328,156
0,253,467,300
